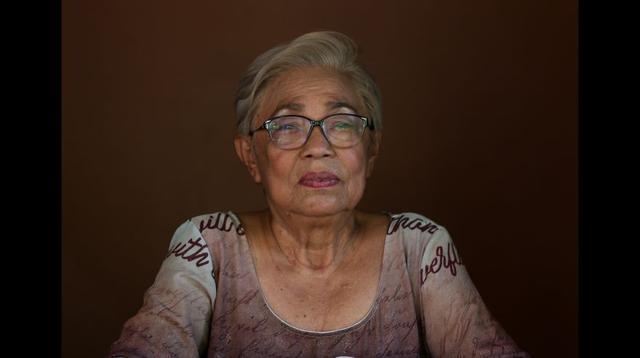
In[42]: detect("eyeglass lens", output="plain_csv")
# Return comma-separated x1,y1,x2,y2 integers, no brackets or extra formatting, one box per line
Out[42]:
268,114,365,149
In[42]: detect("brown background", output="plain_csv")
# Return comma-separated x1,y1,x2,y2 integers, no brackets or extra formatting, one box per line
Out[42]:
62,0,577,357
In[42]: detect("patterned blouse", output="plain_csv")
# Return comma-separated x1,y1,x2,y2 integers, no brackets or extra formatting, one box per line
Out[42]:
108,211,529,357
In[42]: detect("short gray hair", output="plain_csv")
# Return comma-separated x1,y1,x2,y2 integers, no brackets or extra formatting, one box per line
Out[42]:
234,31,382,135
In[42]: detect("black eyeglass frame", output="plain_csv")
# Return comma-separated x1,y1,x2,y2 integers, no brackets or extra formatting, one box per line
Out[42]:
248,113,375,149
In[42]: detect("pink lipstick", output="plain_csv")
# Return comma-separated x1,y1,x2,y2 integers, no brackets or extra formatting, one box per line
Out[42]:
298,171,340,188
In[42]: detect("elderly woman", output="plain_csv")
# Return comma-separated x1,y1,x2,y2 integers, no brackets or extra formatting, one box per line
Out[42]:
109,31,529,357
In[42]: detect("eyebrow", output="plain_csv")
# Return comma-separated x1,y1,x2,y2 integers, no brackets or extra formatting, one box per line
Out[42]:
328,101,358,113
270,102,304,117
270,101,359,117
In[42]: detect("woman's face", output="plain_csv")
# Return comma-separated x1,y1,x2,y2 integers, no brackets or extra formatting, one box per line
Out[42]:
235,66,380,218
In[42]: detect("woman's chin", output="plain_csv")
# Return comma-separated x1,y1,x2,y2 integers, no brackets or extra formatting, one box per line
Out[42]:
290,197,351,217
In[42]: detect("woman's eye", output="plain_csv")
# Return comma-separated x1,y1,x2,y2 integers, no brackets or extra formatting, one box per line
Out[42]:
283,124,299,130
273,123,301,131
332,121,354,130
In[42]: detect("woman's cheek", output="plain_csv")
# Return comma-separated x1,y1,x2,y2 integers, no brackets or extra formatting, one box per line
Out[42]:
262,151,297,199
344,152,368,204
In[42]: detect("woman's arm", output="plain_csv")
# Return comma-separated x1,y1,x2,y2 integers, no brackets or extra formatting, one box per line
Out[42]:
108,220,217,358
419,228,530,357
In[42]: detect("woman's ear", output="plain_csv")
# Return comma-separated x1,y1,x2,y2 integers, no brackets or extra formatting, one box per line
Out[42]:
366,131,382,178
234,135,262,184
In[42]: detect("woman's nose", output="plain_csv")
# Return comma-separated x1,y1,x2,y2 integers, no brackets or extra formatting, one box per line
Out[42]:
301,125,334,157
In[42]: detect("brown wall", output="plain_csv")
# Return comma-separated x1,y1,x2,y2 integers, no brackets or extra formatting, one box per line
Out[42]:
62,1,577,357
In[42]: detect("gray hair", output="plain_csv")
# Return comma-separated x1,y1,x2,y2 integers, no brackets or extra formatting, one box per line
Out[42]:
234,31,383,135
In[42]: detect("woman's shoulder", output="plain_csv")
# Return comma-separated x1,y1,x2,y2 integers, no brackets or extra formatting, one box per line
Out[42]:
177,211,247,237
384,212,456,263
385,211,446,236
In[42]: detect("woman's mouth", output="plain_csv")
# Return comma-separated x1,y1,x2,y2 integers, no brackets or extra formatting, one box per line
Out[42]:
298,172,340,188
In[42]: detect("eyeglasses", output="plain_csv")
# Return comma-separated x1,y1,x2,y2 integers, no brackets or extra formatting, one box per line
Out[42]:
249,113,374,150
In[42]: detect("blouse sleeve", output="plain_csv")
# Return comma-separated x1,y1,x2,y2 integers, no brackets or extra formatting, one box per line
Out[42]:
107,220,217,358
419,228,530,357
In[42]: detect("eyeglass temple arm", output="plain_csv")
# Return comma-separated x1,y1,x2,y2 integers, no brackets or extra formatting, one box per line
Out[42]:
248,120,270,136
365,117,375,130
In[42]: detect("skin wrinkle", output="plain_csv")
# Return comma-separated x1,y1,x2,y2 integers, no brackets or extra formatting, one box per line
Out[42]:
265,209,360,273
266,100,358,120
257,215,366,328
233,67,385,336
236,66,378,231
266,210,365,281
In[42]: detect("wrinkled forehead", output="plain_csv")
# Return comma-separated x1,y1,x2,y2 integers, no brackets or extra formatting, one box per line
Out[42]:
254,67,366,124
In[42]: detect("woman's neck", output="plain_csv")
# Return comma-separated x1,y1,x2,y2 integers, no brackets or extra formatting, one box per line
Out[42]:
260,208,362,273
